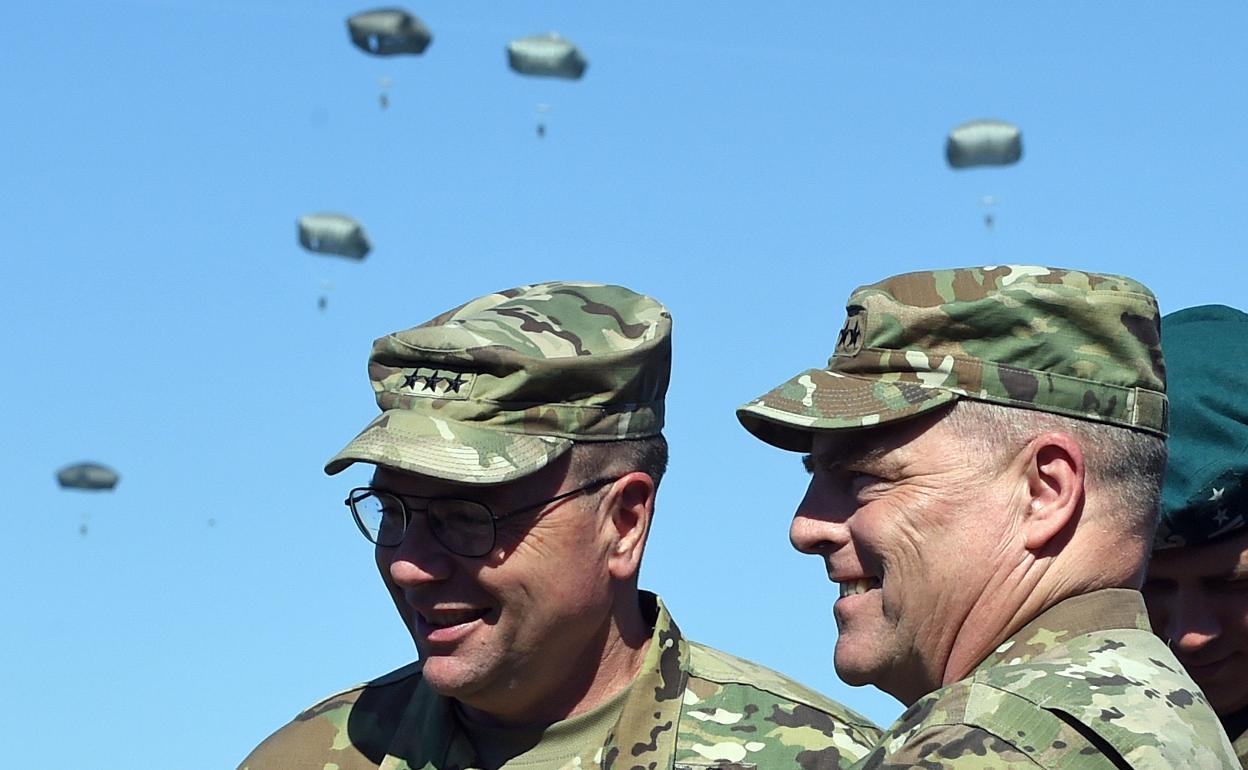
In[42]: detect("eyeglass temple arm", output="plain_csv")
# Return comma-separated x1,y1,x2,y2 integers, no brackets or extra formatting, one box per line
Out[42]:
492,477,618,523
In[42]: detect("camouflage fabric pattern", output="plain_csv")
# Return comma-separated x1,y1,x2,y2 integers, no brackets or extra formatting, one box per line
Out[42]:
1154,305,1248,550
238,592,881,770
851,590,1238,769
1234,730,1248,768
326,281,672,484
738,265,1168,452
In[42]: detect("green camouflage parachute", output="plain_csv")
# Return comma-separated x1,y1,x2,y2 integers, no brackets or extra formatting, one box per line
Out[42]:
946,119,1023,168
57,462,119,491
347,8,432,56
507,33,587,80
298,213,371,260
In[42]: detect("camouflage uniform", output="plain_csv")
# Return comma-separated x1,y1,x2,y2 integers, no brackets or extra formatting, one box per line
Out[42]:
241,282,881,769
736,266,1239,768
1233,727,1248,769
851,590,1233,768
238,592,882,770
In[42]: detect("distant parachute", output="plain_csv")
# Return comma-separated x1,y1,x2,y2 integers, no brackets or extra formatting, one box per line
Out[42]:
57,462,119,491
945,119,1023,169
980,195,999,231
507,34,587,80
298,213,371,260
535,102,550,138
378,76,393,110
347,8,432,56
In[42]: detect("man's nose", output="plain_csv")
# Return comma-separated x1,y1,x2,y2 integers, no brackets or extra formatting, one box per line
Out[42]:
1166,592,1222,655
790,481,851,555
384,517,455,585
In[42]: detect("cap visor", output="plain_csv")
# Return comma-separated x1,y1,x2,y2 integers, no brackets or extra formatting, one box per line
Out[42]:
325,409,573,485
736,368,959,452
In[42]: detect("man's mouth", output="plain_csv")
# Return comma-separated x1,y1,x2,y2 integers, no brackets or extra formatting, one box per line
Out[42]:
838,578,881,598
418,607,489,629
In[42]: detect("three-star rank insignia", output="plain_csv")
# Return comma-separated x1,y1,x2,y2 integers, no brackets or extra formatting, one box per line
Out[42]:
399,367,474,399
834,308,866,357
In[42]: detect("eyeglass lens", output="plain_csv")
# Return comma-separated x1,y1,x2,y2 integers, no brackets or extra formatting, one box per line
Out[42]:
351,490,496,556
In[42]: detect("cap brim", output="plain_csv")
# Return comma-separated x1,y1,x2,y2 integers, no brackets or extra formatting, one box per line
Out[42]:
736,368,960,452
325,409,573,485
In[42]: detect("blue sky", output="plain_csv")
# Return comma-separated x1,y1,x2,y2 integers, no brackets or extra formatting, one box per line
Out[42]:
4,2,1248,766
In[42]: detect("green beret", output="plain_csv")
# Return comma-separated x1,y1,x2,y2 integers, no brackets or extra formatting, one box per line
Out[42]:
1155,305,1248,549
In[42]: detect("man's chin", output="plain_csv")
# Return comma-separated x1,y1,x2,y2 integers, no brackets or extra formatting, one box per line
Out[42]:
832,646,878,688
419,656,481,699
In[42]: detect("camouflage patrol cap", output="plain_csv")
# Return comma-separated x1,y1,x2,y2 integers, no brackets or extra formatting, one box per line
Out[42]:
738,265,1168,451
1155,305,1248,550
325,281,671,484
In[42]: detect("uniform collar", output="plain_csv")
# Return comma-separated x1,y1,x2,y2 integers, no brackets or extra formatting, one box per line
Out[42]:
975,588,1150,673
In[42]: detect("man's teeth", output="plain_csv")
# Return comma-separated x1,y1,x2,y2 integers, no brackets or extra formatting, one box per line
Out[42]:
422,609,484,627
839,578,880,598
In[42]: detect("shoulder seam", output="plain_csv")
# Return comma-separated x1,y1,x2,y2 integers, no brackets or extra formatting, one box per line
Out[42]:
301,661,423,712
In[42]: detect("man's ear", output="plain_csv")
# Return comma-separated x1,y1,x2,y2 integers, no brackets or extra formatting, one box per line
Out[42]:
603,472,655,581
1019,432,1086,552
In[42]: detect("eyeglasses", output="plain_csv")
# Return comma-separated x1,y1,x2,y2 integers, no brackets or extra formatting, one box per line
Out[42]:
344,476,619,557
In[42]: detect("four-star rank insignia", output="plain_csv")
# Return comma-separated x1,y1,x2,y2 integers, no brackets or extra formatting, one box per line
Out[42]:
834,308,866,357
398,367,474,400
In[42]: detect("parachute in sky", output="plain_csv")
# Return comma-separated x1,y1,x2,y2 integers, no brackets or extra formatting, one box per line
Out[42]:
535,102,550,138
298,213,371,260
945,119,1023,169
980,195,999,231
57,462,119,491
507,33,587,80
347,8,432,56
378,76,393,110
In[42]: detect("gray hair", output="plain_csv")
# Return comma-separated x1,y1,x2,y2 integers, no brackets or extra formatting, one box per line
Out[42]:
569,434,669,491
942,399,1166,541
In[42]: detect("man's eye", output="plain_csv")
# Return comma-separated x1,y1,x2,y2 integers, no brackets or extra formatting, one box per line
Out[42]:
848,472,884,497
377,502,404,520
442,508,483,529
1216,577,1248,593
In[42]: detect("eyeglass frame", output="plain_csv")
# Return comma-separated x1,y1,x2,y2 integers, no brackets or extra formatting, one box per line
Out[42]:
344,475,621,557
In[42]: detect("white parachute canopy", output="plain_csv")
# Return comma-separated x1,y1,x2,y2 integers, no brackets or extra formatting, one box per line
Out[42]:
347,8,432,56
946,119,1023,169
507,33,587,80
298,213,372,260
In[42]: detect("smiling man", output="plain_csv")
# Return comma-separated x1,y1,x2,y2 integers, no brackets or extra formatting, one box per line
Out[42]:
1146,305,1248,767
737,266,1238,768
238,281,880,770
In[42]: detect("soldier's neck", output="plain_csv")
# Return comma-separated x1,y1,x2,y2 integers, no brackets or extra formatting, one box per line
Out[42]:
939,559,1056,690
